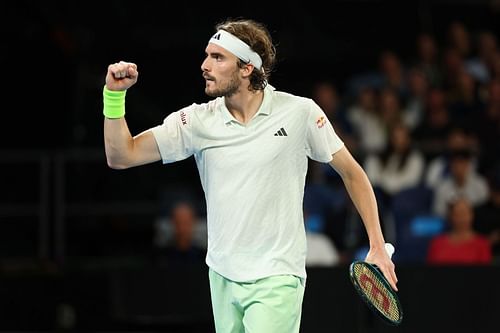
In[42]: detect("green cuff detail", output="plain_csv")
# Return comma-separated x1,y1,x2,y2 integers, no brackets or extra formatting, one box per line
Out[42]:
103,86,127,119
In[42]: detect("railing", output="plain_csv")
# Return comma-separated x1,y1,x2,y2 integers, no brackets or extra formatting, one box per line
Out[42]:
0,149,161,266
1,265,499,331
0,151,50,260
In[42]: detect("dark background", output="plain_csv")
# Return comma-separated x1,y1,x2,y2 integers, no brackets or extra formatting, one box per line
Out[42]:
3,0,498,150
1,0,499,332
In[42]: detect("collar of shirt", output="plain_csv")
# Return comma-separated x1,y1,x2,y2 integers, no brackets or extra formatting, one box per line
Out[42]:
220,84,275,124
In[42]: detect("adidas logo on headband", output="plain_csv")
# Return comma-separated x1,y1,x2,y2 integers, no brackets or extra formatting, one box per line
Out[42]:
209,30,262,70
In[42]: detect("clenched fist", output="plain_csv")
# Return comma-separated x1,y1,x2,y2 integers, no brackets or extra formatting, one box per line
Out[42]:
105,61,139,91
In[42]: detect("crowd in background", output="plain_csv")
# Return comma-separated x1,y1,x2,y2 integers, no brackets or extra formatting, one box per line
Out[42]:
301,20,500,266
153,20,500,269
4,2,499,270
1,5,499,331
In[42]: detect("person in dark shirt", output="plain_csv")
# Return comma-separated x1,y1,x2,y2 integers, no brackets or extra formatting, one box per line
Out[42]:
157,201,206,267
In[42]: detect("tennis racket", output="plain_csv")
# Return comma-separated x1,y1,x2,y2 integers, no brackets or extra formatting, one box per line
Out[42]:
349,243,403,326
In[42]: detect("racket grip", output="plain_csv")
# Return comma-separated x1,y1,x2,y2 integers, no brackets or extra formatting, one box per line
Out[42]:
385,243,395,259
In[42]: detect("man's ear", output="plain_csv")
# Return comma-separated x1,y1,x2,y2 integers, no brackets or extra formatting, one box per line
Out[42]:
241,63,255,78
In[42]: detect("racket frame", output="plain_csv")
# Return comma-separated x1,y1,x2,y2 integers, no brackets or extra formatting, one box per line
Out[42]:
349,260,403,325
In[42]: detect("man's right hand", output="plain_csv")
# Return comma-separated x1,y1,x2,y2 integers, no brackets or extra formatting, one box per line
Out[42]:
105,61,139,91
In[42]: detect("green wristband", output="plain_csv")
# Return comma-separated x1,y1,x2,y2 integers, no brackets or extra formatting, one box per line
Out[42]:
103,86,127,118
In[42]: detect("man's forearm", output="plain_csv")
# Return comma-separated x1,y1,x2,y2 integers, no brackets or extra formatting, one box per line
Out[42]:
343,164,386,248
104,117,134,169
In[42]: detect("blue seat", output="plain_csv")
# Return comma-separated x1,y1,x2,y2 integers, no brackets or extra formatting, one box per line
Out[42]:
390,185,437,263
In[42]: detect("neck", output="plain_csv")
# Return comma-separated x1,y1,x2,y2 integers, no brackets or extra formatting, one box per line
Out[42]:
454,176,466,187
225,87,264,124
450,229,474,241
176,236,192,251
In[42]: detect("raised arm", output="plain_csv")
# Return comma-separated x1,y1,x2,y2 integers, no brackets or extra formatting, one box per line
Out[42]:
103,61,161,169
329,146,398,291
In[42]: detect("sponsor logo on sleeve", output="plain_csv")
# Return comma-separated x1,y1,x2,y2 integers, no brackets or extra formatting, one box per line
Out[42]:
180,111,187,125
316,116,326,128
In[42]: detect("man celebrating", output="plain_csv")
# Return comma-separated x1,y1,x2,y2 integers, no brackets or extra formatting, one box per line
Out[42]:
103,18,397,333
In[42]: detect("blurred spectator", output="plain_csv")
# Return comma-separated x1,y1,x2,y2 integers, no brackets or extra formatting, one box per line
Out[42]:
432,148,489,217
474,171,500,262
489,51,500,80
441,47,466,93
404,67,429,130
465,30,498,83
309,82,356,187
447,71,483,127
345,50,407,100
413,32,443,88
379,87,404,130
346,86,386,156
413,88,454,160
446,21,472,59
378,50,409,99
364,122,425,198
427,198,492,265
311,80,356,152
153,201,206,267
471,79,500,175
425,127,479,190
364,122,425,241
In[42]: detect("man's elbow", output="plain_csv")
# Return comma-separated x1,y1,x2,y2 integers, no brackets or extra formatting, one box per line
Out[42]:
106,156,130,170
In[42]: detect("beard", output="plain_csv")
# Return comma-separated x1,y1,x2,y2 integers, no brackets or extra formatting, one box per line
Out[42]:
205,69,241,98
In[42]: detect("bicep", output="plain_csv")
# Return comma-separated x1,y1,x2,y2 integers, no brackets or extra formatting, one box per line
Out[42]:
328,146,362,179
129,130,161,167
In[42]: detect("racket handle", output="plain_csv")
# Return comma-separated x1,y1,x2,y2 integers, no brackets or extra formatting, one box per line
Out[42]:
385,243,395,259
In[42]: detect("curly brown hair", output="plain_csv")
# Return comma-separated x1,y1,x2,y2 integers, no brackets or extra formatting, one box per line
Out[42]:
215,18,276,91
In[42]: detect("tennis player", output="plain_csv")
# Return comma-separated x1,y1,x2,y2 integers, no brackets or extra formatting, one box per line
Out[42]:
103,18,397,333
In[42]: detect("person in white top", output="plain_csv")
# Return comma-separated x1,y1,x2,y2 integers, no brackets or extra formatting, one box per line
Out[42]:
102,18,397,333
364,122,425,197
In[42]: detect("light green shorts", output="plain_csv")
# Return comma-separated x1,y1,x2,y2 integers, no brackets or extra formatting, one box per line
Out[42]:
208,268,305,333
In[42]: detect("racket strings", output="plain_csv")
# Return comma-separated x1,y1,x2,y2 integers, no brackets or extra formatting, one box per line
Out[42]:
353,264,401,322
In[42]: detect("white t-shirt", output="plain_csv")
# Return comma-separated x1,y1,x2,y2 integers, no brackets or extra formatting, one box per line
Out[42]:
151,85,344,282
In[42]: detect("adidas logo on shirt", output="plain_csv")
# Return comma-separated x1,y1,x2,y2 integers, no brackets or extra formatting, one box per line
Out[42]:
274,127,288,136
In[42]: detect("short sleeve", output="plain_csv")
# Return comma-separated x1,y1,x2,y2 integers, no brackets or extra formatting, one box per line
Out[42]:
151,106,195,164
305,101,344,163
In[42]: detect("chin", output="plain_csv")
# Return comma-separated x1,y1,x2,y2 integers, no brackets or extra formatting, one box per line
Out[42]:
205,89,217,97
205,83,214,92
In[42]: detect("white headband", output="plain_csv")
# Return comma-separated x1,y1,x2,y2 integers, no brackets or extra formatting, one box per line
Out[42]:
209,30,263,70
